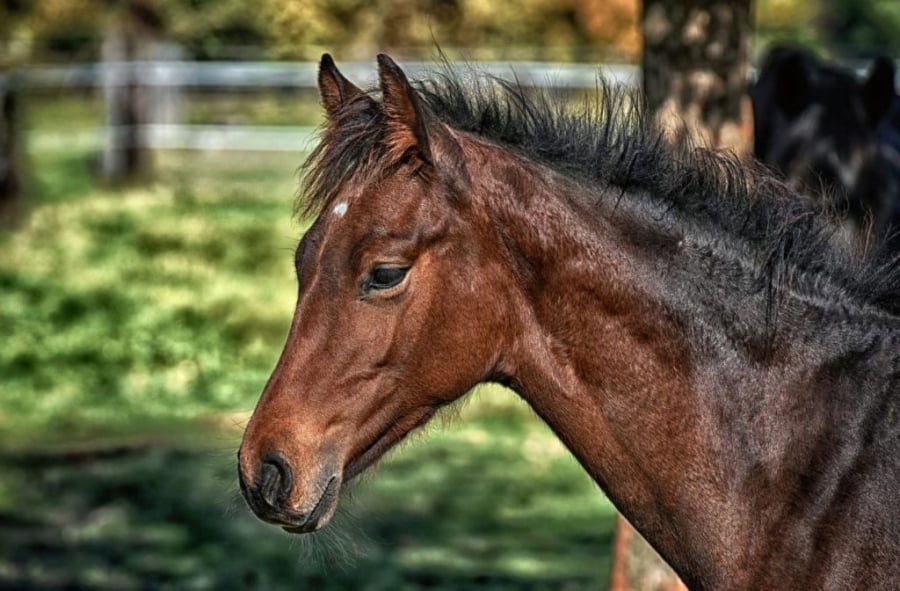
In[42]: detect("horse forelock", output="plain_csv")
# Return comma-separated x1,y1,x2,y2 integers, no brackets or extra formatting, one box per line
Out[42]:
298,82,441,220
297,93,385,219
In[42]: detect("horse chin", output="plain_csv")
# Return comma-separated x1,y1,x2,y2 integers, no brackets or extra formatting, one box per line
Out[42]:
281,474,342,535
343,405,440,482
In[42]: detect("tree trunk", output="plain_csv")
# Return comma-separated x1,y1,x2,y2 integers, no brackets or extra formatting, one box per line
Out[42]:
642,0,753,153
0,70,24,226
609,517,688,591
610,1,754,589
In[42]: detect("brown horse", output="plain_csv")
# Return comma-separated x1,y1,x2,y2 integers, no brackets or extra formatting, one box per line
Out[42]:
238,55,900,590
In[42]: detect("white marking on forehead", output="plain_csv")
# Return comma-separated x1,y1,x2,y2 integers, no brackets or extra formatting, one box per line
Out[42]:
332,201,349,218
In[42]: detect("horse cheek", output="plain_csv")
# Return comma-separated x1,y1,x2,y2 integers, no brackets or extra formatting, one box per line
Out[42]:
419,287,500,400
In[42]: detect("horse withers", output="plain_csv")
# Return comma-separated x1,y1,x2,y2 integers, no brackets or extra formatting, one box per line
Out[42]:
239,55,900,590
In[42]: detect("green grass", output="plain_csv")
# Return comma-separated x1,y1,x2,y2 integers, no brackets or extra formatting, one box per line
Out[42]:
0,391,616,590
1,151,303,441
0,137,617,588
183,90,325,126
23,93,104,133
24,91,325,130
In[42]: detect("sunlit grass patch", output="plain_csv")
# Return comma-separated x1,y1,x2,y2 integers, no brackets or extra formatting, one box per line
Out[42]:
0,152,302,442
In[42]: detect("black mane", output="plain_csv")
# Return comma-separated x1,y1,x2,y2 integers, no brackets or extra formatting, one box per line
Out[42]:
300,63,900,315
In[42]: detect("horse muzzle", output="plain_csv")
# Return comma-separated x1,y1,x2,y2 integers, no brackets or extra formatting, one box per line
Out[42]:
237,449,342,533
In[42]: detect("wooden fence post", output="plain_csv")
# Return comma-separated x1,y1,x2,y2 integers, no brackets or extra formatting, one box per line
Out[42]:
99,2,169,184
0,69,24,225
149,41,184,133
100,23,150,183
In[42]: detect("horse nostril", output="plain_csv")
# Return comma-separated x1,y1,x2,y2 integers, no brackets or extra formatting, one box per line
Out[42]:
259,452,293,508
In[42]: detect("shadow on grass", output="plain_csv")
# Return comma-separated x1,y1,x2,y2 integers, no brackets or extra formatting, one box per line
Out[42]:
0,427,615,591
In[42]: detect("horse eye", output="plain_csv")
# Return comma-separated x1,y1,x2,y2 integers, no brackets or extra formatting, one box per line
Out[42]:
365,266,409,292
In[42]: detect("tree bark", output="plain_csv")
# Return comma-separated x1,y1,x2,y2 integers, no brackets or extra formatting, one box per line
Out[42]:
642,0,753,153
610,1,754,589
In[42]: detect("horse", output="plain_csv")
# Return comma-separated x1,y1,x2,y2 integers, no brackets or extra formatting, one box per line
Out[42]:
751,45,899,250
238,55,900,590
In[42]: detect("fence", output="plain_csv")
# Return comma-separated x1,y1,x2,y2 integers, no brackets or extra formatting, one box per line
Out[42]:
15,57,895,171
17,60,640,158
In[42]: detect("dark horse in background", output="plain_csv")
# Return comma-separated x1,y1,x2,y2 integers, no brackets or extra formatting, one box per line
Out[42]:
239,55,900,590
751,45,900,250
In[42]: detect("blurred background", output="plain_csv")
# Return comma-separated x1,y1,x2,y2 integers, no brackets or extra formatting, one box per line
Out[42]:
1,1,899,590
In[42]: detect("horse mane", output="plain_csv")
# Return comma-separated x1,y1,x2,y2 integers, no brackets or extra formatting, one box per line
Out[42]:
298,63,900,316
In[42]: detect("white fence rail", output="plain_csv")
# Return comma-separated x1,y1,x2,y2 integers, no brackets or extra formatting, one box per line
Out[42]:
18,60,640,90
18,60,640,154
30,124,320,153
12,59,900,154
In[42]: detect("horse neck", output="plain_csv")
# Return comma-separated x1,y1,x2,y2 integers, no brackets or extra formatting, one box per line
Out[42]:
464,137,898,589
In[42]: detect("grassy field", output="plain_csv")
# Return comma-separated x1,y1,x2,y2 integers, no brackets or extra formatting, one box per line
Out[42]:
0,134,618,590
23,91,326,132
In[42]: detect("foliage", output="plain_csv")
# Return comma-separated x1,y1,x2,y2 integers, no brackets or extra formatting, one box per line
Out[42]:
2,0,270,60
823,0,900,57
8,0,643,62
0,0,32,65
263,0,639,61
753,0,825,56
755,0,900,58
27,0,103,57
757,0,821,29
755,0,827,53
156,0,273,59
7,0,900,63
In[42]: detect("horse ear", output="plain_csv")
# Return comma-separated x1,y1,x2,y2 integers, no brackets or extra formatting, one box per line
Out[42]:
862,56,895,128
377,54,434,162
318,54,371,119
376,54,470,193
774,51,813,118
